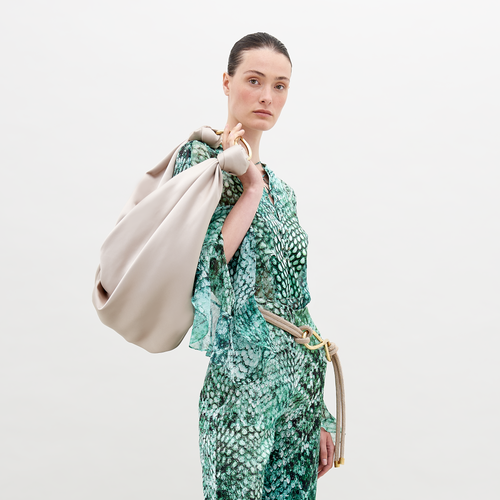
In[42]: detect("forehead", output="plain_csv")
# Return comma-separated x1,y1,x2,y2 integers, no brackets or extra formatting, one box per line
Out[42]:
237,48,292,79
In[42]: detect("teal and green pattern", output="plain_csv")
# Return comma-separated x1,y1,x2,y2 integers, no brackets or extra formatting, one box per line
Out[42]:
173,140,336,500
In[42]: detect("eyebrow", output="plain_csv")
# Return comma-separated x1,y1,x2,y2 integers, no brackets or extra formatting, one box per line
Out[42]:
243,70,290,82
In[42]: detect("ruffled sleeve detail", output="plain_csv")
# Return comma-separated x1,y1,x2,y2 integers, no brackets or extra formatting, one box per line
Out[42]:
173,139,269,380
190,216,271,384
191,217,269,355
189,205,233,354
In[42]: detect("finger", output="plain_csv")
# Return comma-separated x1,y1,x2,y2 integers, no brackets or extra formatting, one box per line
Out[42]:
318,463,327,479
222,124,231,149
327,433,335,468
318,461,332,479
232,130,246,148
319,431,328,467
318,430,334,479
228,123,241,141
321,433,334,477
229,124,245,144
229,131,245,144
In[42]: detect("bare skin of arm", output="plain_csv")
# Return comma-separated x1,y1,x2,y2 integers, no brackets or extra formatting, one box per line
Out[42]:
220,124,265,263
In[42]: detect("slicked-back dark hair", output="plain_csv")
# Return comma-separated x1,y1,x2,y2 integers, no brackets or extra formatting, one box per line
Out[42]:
227,32,292,76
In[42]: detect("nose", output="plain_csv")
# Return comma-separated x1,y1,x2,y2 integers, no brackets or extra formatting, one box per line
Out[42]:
259,86,272,105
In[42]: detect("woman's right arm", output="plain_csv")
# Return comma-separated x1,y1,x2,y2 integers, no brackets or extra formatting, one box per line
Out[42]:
221,168,262,263
220,124,264,263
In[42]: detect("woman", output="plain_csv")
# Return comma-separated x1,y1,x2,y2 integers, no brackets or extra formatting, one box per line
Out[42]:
172,33,337,499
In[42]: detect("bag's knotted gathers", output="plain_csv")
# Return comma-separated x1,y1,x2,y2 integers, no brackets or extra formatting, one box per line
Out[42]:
92,127,249,353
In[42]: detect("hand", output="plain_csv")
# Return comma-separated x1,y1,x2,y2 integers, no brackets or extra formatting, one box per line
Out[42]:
317,428,335,479
222,123,263,191
221,123,245,151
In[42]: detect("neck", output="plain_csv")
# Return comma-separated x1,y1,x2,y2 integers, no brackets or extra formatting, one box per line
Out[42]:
226,118,263,165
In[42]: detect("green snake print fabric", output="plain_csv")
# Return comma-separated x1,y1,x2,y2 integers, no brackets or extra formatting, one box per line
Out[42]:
174,140,336,499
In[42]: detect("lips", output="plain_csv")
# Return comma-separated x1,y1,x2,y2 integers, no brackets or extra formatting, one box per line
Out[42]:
253,109,272,116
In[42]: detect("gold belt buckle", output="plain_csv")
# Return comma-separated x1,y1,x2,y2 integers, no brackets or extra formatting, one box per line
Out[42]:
301,327,332,362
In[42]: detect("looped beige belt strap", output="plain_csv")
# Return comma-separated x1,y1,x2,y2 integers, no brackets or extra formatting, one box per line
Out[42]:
259,307,346,467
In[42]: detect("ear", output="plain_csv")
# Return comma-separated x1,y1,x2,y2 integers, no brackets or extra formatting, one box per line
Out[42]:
222,72,230,96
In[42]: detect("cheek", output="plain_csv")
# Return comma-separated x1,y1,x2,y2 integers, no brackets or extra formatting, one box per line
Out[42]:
275,94,288,112
230,87,254,116
237,86,256,105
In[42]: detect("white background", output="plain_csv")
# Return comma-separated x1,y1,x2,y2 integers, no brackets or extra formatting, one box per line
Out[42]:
1,1,499,499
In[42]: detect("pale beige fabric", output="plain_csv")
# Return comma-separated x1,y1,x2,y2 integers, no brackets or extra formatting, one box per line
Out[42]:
92,127,249,353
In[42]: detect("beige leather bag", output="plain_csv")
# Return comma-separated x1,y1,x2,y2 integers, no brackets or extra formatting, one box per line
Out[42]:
92,127,249,353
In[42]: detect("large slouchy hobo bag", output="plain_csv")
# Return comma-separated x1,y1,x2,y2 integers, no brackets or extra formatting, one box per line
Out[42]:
92,127,249,353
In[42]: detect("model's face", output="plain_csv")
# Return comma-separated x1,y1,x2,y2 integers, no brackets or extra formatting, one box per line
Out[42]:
223,48,292,132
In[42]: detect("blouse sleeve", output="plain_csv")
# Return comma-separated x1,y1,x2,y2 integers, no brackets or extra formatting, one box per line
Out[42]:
172,140,230,354
172,140,269,375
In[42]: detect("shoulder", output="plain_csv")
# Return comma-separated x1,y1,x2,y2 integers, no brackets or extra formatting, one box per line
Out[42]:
280,179,297,204
176,139,219,165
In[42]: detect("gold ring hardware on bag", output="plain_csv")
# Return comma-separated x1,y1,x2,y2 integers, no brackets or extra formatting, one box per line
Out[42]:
215,129,252,161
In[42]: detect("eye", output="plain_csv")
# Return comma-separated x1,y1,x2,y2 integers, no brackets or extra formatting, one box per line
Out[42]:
249,78,259,85
275,83,287,91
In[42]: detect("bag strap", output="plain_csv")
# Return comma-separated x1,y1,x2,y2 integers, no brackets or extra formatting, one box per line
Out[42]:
258,307,346,467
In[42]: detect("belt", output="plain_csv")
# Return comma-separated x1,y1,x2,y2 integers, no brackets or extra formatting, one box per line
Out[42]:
259,307,346,467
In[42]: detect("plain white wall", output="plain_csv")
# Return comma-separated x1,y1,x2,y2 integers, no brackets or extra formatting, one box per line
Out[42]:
1,1,499,499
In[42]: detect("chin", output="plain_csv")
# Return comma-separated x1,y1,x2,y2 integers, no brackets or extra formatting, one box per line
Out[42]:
247,117,277,132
